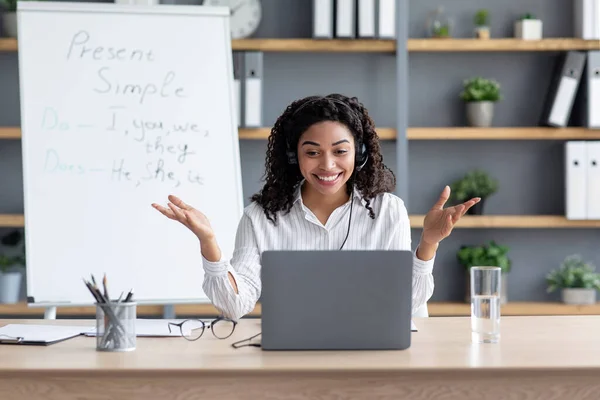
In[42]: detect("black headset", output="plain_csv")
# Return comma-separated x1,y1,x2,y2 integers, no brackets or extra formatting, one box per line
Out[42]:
285,96,368,250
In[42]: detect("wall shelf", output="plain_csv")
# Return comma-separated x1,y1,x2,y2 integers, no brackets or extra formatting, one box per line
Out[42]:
2,214,599,228
407,38,599,52
0,301,599,317
410,215,600,228
408,127,600,140
2,127,598,141
1,38,598,53
0,214,24,227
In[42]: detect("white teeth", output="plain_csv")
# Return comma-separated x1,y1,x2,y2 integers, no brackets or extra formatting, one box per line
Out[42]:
317,174,340,182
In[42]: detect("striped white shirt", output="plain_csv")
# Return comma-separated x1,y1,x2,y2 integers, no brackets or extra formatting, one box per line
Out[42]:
202,185,436,321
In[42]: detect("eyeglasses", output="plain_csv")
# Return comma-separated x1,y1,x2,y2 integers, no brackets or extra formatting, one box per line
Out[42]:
167,316,237,341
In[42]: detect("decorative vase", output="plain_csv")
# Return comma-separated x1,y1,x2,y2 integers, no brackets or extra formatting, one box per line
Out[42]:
475,26,490,39
465,271,507,304
0,271,22,304
561,288,596,305
466,101,494,127
514,19,543,40
2,12,17,38
426,7,453,38
467,198,485,215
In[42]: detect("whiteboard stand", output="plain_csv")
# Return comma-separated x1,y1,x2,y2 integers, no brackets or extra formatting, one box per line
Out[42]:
44,306,57,319
163,305,175,319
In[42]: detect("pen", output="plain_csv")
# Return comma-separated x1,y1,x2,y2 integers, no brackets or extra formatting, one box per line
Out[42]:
124,289,134,303
103,273,110,302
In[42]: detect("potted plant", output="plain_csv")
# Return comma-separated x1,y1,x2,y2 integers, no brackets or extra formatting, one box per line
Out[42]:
426,6,452,38
449,169,498,215
473,9,490,39
0,230,25,304
0,0,17,38
514,13,543,40
459,77,501,127
546,254,600,305
457,241,511,304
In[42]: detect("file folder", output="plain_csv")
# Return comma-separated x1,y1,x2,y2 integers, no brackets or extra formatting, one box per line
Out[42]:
565,141,588,220
335,0,356,38
587,141,600,219
243,51,263,128
232,52,243,128
358,0,376,38
377,0,395,38
586,51,600,128
540,51,587,127
313,0,334,38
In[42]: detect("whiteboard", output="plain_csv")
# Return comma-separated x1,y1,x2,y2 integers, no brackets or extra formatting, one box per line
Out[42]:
17,2,243,305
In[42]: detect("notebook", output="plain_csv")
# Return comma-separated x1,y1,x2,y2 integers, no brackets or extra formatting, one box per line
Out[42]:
0,324,92,345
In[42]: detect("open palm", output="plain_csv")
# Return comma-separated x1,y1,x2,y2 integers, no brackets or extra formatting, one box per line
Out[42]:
421,186,480,245
151,195,214,241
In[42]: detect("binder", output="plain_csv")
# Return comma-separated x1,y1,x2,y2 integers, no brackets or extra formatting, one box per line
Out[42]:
565,141,588,220
377,0,395,38
313,0,334,39
335,0,356,38
540,51,587,127
587,141,600,219
357,0,376,38
243,51,263,128
587,51,600,128
232,52,243,128
574,0,596,39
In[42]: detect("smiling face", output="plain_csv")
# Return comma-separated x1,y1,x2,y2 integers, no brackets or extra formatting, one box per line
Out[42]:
296,121,356,199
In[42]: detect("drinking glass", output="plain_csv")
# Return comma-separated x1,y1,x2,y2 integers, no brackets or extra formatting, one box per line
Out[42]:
470,267,501,343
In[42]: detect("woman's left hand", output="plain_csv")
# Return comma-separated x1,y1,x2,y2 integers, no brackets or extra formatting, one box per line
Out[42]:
421,185,480,246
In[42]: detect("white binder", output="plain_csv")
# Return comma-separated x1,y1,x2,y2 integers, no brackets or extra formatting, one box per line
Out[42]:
358,0,376,38
541,51,587,127
232,52,243,128
587,141,600,219
574,0,596,39
243,52,262,128
377,0,395,38
313,0,333,38
565,141,588,220
335,0,355,38
587,51,600,128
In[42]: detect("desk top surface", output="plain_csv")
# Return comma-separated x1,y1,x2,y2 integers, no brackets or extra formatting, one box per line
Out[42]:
1,316,599,373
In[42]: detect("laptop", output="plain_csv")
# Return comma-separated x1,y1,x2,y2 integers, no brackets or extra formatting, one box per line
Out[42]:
259,250,413,351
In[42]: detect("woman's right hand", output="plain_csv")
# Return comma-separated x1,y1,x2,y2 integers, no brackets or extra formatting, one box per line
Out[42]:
152,195,215,242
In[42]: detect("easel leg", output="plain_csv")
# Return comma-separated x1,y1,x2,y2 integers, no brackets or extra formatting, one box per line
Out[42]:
163,305,175,319
44,307,57,319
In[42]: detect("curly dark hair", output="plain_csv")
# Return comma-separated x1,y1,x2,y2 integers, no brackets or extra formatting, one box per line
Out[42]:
251,93,396,223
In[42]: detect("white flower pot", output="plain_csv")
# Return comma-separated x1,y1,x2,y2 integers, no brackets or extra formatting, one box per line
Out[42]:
561,288,596,305
466,101,494,127
514,19,543,40
0,271,22,304
2,12,17,38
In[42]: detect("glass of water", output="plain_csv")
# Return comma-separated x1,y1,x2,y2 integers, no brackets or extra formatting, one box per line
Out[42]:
470,266,501,343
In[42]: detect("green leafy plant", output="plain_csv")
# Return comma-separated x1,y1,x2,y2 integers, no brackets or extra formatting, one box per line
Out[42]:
546,255,600,292
433,24,451,37
457,241,511,274
474,9,489,27
460,77,502,102
449,169,498,203
0,0,18,12
519,13,536,20
0,230,25,273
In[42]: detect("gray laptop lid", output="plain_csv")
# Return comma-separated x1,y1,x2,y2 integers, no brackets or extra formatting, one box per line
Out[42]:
260,250,413,351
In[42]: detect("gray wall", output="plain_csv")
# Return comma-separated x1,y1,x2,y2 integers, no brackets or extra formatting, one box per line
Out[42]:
0,0,599,304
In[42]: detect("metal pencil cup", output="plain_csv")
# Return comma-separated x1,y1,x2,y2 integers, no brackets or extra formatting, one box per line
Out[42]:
95,302,136,352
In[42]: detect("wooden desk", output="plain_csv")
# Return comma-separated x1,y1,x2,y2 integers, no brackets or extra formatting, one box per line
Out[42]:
1,316,600,399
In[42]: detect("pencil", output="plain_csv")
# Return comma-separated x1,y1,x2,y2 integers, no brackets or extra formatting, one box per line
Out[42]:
103,273,110,302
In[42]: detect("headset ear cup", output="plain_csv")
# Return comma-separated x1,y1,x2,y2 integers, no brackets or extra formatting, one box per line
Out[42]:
356,143,368,171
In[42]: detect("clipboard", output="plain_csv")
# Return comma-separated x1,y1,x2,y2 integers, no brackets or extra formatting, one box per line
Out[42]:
0,324,93,346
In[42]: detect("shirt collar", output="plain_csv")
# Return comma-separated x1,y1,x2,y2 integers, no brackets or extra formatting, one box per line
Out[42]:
293,180,367,207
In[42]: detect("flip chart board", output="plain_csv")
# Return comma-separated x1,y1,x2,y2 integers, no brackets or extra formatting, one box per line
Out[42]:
17,2,243,305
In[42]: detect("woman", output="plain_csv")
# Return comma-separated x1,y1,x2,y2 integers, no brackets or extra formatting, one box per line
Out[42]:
152,94,479,321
